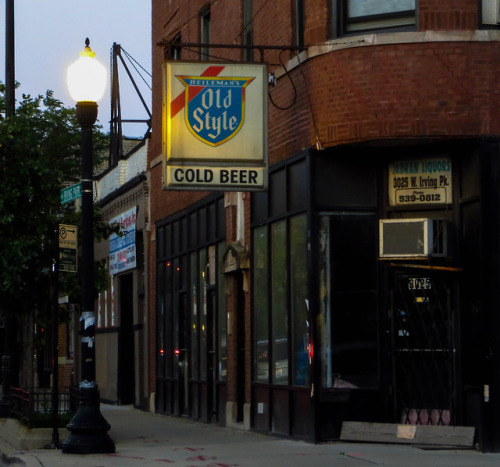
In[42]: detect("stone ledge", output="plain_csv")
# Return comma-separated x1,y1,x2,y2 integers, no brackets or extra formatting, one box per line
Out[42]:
0,418,67,450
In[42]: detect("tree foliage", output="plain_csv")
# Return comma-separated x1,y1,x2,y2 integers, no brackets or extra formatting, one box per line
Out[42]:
0,84,113,320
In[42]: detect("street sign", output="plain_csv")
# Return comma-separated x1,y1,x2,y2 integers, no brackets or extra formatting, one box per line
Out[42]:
60,183,82,204
59,224,78,272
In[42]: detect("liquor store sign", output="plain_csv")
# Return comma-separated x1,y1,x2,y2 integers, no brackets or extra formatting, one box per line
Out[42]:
389,158,452,206
163,61,268,191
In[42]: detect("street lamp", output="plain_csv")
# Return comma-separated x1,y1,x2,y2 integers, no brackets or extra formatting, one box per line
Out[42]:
62,38,115,455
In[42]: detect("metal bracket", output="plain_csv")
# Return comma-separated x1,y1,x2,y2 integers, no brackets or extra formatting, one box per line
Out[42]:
157,41,305,62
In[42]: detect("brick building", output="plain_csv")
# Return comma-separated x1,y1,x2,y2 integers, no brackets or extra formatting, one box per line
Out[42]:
92,138,150,408
149,0,500,451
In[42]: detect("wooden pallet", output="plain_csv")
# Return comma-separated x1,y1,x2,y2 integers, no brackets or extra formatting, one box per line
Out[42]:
340,422,475,448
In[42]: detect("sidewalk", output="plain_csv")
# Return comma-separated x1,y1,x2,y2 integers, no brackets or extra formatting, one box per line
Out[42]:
1,405,500,466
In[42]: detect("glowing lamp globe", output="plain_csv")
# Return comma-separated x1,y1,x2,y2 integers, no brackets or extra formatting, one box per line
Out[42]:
67,38,107,103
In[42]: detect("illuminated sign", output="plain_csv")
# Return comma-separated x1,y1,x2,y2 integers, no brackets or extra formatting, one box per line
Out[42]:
163,61,268,191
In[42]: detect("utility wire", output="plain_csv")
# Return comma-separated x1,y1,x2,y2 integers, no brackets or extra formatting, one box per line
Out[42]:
268,49,297,111
121,48,152,91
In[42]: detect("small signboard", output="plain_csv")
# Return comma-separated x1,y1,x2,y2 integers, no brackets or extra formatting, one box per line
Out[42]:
163,61,268,191
109,208,137,275
59,224,78,272
388,158,452,206
60,183,82,204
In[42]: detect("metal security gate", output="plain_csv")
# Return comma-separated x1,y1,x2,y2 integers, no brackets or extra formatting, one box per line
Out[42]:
391,270,457,426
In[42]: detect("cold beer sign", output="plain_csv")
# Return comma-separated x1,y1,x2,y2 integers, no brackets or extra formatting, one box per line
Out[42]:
163,62,268,191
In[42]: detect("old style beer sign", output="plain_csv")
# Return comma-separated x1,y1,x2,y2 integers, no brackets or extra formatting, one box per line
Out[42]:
163,62,268,191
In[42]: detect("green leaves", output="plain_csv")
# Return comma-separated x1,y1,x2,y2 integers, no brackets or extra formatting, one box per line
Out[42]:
0,87,109,317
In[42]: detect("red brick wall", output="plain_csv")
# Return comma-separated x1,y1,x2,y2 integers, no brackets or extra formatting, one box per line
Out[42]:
268,40,500,154
419,0,478,30
151,0,498,406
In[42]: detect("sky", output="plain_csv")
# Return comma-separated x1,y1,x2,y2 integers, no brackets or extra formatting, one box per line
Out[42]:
0,0,152,137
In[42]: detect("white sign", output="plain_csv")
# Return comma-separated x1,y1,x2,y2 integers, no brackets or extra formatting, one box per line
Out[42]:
389,158,452,206
163,61,268,191
109,207,137,275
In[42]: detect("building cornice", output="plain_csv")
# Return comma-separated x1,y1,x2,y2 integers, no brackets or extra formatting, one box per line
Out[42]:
276,30,500,78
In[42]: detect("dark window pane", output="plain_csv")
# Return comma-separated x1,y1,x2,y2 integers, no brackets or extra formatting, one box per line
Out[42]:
199,249,208,378
173,221,180,252
271,220,288,384
253,226,269,382
252,191,268,224
289,160,308,211
157,226,164,259
319,213,378,389
216,197,225,237
217,242,227,381
331,213,377,290
165,224,172,258
189,212,198,248
181,217,187,252
290,214,309,386
199,207,207,244
208,202,216,241
165,261,173,377
270,169,287,217
190,252,199,378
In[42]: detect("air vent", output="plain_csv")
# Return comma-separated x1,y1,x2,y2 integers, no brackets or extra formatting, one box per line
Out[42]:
379,218,447,259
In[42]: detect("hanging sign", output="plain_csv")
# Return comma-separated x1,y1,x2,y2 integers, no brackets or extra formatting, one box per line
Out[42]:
389,157,452,206
163,61,268,191
109,207,137,275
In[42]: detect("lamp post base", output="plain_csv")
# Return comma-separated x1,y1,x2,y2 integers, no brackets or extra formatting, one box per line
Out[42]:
62,387,115,454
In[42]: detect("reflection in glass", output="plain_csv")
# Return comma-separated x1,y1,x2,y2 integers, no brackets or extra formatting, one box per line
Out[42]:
290,214,309,386
272,220,288,384
253,226,269,382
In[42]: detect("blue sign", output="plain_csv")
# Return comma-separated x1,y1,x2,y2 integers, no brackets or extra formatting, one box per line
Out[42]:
176,76,254,147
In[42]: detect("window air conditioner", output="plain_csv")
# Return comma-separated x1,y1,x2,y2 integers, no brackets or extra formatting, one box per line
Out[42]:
482,0,500,25
379,218,447,259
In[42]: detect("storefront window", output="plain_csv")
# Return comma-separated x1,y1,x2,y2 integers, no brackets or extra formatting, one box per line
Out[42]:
190,252,199,378
272,220,288,384
155,194,225,415
199,249,208,377
157,263,165,378
290,214,309,386
165,261,173,377
334,0,416,35
217,241,227,381
319,212,378,389
173,257,180,377
253,226,269,382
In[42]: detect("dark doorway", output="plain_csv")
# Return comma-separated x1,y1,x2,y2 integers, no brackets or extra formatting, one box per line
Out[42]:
118,274,135,405
390,269,458,425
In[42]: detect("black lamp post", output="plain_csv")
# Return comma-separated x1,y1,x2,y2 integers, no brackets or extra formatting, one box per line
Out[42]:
62,38,115,455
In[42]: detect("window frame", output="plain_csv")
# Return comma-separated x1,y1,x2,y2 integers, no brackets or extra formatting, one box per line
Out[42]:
243,0,254,61
481,0,500,28
332,0,417,38
200,5,211,60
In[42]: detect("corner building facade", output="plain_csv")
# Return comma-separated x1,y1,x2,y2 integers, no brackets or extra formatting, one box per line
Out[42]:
150,0,500,451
